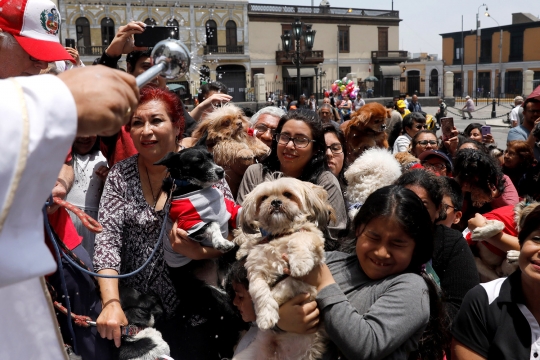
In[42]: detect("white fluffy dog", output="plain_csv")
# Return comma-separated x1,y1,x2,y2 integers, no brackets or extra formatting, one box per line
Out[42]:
344,147,402,219
233,178,333,360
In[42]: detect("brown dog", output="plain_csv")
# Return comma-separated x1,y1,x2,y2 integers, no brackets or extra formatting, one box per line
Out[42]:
342,102,388,164
192,104,269,198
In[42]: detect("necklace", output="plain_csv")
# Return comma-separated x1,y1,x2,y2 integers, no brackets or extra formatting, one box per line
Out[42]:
145,164,160,207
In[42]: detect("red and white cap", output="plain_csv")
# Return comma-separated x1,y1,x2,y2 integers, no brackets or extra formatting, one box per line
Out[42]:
0,0,74,62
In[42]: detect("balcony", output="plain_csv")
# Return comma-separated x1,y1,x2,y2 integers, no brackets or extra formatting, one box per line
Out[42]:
479,55,492,64
371,50,408,64
248,4,398,18
77,46,107,56
204,45,244,55
275,50,324,65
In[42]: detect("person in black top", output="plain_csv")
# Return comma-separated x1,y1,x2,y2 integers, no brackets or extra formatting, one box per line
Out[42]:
395,169,480,320
451,205,540,360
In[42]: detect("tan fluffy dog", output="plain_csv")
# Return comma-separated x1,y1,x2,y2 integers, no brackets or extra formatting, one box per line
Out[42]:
343,102,389,164
233,178,332,360
192,104,269,197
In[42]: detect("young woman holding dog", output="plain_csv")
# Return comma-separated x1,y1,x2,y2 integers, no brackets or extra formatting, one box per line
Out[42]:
451,205,540,359
279,185,450,359
237,109,348,240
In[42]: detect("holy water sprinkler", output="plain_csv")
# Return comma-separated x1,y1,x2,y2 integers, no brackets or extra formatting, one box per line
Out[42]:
135,39,190,88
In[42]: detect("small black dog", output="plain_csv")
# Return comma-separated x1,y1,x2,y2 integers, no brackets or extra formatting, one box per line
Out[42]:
154,146,245,359
116,286,170,360
155,146,238,267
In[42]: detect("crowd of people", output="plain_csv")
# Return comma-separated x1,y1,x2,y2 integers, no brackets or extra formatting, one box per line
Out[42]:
2,2,540,359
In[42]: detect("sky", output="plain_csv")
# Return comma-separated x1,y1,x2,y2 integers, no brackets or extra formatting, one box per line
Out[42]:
251,0,538,58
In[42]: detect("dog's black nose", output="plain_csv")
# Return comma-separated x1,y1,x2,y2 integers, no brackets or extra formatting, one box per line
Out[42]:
271,199,282,208
215,167,224,178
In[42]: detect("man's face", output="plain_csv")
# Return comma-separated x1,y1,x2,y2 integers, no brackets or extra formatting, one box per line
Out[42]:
523,101,540,126
323,98,331,105
0,32,49,78
412,95,418,103
320,107,332,123
129,56,166,89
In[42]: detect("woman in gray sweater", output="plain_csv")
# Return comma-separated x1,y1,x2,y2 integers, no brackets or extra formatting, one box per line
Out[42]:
279,185,449,359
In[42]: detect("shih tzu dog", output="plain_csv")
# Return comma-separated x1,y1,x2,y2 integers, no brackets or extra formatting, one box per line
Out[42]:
233,178,333,360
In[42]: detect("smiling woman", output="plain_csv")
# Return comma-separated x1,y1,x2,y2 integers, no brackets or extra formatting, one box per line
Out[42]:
93,86,186,346
237,109,348,243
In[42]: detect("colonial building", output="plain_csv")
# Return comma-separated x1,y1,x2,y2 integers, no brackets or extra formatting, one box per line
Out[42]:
441,12,540,98
248,3,405,98
59,0,250,101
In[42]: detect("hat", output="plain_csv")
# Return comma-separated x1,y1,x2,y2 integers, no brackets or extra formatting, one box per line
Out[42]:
523,84,540,109
0,0,74,63
396,100,406,108
514,96,524,102
418,150,453,172
465,95,471,99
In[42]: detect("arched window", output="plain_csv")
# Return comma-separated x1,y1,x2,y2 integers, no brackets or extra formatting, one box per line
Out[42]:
226,20,237,48
205,20,217,47
166,18,178,27
101,17,114,46
75,17,91,55
144,18,157,26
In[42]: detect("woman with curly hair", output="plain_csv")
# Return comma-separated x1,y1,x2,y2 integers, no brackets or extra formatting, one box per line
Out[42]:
236,109,347,239
502,140,536,189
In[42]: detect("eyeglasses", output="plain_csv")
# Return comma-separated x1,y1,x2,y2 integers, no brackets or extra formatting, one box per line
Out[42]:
254,124,277,136
415,124,428,130
443,203,459,212
416,140,438,146
275,133,315,148
421,161,446,171
325,143,343,154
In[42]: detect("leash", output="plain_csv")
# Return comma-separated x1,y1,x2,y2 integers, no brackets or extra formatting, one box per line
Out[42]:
52,197,102,233
44,189,172,279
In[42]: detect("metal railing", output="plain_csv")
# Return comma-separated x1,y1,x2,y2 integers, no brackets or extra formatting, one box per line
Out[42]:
248,4,398,17
275,50,324,65
77,46,107,56
204,45,244,55
371,50,408,59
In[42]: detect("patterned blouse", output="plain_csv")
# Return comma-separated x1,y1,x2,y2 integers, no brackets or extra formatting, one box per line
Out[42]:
93,155,179,316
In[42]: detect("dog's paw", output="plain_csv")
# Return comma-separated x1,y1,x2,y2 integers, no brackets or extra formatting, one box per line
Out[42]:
256,310,279,330
214,239,235,252
289,258,315,277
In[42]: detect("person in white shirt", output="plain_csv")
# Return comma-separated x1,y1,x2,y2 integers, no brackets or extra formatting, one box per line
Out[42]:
353,93,365,111
0,0,138,357
393,112,427,153
509,96,524,127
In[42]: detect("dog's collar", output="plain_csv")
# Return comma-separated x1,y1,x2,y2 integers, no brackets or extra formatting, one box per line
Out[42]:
121,324,146,337
173,179,192,187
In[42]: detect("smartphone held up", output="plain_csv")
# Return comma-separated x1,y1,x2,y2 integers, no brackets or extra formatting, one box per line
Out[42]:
134,26,179,47
440,117,454,140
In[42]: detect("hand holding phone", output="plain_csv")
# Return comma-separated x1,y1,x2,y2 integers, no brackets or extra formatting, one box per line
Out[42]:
440,117,454,140
481,125,491,136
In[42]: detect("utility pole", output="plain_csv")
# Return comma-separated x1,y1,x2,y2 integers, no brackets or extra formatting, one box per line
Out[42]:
461,15,464,97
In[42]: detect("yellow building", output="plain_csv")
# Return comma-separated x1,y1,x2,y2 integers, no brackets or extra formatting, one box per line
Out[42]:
59,0,250,101
441,12,540,98
248,3,405,98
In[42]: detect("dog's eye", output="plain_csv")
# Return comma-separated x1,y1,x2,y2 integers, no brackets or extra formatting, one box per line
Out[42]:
261,195,268,202
223,120,231,127
283,191,292,198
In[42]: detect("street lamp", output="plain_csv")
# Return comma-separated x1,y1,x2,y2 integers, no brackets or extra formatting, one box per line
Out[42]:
485,12,503,105
475,3,488,105
281,18,317,102
318,63,325,102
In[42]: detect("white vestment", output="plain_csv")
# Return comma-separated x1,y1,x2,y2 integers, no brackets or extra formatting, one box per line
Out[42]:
0,75,77,359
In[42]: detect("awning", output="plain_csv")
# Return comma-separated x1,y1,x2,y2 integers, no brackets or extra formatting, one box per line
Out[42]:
286,68,316,78
379,65,402,77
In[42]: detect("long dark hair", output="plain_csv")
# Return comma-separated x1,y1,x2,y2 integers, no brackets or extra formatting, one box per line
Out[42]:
351,185,449,360
322,122,348,187
262,109,328,184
